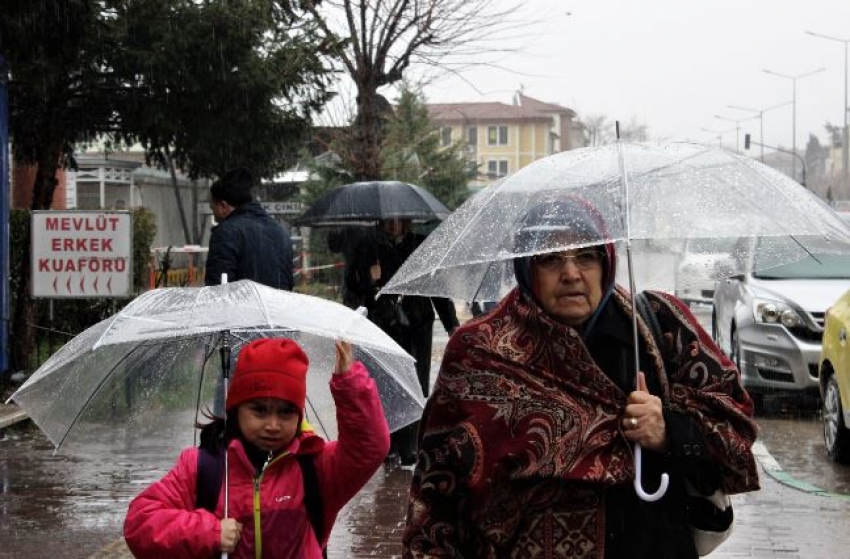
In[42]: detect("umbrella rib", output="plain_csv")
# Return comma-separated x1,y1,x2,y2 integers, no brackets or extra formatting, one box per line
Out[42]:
363,349,423,403
656,146,817,239
54,342,147,451
193,332,224,447
247,282,273,326
427,182,507,275
304,396,330,438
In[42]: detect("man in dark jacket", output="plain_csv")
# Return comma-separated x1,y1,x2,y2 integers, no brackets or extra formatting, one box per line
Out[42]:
205,168,294,289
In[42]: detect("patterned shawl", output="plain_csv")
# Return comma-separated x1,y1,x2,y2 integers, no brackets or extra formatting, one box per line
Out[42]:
403,287,759,558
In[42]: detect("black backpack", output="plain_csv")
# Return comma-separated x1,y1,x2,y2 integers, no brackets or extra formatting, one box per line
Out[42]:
195,447,327,557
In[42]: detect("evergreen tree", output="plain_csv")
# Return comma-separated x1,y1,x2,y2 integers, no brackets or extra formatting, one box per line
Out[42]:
0,0,340,371
381,85,472,208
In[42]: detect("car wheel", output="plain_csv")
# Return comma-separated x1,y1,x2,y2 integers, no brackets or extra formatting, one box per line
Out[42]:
823,375,850,464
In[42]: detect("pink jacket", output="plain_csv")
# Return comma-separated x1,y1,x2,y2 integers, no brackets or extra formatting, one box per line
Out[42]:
124,362,390,559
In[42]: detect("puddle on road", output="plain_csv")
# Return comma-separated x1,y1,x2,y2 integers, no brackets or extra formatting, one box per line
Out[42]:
756,409,850,495
0,422,177,559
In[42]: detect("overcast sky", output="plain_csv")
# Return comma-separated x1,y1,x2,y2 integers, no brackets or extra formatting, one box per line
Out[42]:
415,0,850,153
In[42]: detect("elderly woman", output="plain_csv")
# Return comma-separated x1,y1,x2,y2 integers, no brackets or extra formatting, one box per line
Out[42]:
402,199,759,558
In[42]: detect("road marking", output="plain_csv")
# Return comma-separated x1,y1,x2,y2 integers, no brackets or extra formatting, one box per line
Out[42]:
752,440,850,500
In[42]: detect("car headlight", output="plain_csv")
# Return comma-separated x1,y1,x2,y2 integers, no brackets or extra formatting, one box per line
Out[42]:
753,298,803,328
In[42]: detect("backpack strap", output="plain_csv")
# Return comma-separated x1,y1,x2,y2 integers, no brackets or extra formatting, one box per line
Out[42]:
195,448,327,557
196,446,224,512
297,454,327,557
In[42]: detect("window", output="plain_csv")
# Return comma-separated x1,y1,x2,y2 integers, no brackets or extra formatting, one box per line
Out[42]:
467,126,478,146
487,125,509,146
487,159,509,178
441,126,452,147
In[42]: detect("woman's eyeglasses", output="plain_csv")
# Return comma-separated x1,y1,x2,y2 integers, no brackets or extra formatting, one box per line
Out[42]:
532,249,603,272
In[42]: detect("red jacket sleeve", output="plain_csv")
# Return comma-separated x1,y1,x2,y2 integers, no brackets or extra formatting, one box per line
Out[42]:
123,448,222,558
315,361,391,538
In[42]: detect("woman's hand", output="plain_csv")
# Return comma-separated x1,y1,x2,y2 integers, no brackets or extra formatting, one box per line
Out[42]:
220,518,242,553
622,372,668,453
335,340,353,375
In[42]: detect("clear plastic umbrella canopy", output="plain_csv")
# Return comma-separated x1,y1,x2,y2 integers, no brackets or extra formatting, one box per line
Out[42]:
9,280,421,456
381,142,850,301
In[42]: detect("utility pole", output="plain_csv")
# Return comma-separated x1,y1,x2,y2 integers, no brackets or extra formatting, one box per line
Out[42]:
0,56,9,375
806,31,850,184
727,101,793,162
764,67,825,183
745,133,807,187
700,126,737,148
714,114,758,154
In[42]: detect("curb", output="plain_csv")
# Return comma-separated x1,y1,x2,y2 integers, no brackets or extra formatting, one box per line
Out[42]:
752,439,850,500
0,404,28,430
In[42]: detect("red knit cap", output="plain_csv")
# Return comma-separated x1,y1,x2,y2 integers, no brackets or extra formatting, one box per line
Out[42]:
226,338,309,412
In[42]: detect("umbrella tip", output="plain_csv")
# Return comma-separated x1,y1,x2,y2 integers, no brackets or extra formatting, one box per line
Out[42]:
355,306,368,317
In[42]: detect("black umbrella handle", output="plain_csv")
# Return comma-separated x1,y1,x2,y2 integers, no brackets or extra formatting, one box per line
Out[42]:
220,333,231,380
219,331,232,559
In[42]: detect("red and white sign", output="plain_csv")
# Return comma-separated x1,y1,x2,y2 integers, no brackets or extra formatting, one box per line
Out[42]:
31,211,133,298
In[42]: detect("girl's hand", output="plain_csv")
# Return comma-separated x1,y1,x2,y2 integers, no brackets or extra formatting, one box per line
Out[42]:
335,340,353,375
622,372,668,452
220,518,242,553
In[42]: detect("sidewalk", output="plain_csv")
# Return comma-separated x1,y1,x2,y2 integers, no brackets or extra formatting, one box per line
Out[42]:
0,402,27,430
5,311,850,557
5,396,850,558
78,453,850,558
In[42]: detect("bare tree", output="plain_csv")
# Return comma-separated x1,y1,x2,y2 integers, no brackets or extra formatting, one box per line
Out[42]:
307,0,524,180
584,114,615,146
582,114,650,146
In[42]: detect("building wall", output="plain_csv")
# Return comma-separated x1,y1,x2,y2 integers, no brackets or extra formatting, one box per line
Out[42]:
11,163,68,210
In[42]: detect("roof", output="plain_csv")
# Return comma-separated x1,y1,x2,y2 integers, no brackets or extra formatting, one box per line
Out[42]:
428,94,576,123
516,94,577,117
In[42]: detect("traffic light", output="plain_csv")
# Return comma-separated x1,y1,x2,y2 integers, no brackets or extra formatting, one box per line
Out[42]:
744,133,751,150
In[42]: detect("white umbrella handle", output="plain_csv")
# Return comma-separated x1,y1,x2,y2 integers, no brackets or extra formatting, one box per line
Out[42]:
619,170,670,503
633,443,669,502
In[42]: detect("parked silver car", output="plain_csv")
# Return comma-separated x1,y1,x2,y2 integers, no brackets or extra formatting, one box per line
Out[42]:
713,243,850,406
675,237,738,305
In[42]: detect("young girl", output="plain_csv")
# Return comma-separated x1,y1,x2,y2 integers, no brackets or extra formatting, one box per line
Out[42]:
124,337,390,558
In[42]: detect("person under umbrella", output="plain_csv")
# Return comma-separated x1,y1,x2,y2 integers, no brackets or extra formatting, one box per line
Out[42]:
346,217,459,465
402,198,759,558
124,338,390,558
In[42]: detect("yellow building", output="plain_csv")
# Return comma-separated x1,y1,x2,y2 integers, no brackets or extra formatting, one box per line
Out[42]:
428,93,586,188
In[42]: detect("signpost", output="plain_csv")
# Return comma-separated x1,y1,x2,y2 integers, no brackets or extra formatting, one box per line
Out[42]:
31,211,133,298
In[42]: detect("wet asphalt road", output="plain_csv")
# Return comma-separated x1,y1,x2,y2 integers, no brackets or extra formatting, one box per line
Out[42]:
2,305,850,558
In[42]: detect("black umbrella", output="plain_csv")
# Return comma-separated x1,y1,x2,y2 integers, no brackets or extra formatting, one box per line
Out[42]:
294,180,450,227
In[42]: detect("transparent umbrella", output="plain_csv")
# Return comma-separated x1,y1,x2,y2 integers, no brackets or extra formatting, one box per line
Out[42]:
380,141,850,500
382,142,850,302
8,280,421,457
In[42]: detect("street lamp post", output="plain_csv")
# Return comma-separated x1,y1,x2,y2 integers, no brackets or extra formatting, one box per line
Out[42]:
700,126,737,148
745,134,807,187
806,30,850,183
727,101,793,162
714,114,758,154
763,66,825,183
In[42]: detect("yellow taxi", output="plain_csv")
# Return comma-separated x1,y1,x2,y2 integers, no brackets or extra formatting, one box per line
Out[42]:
820,288,850,463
